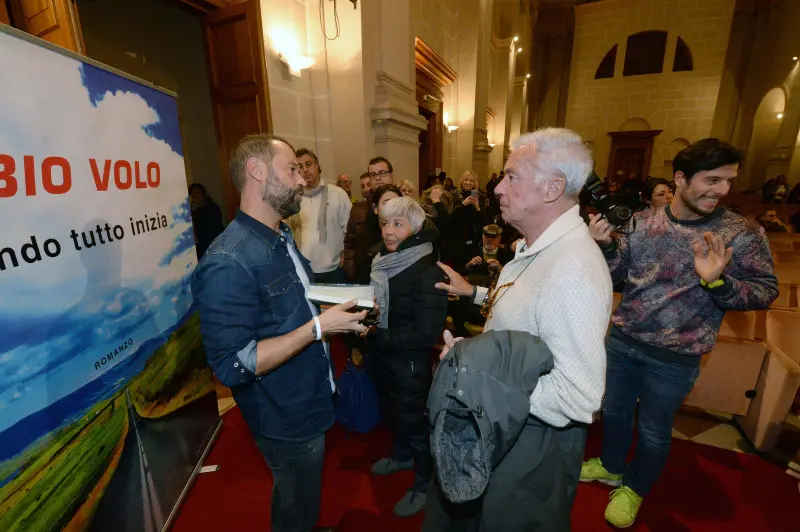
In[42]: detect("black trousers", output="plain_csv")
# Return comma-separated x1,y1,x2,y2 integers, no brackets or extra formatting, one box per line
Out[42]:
368,353,433,493
422,417,588,532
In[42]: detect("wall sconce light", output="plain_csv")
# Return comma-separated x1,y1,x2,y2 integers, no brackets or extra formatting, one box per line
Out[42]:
517,47,523,53
489,143,496,148
526,73,531,79
793,56,798,61
271,27,314,77
513,35,519,42
279,53,314,77
447,125,459,133
777,112,784,119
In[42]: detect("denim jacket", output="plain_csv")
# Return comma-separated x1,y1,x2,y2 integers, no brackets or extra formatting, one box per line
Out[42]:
192,210,335,441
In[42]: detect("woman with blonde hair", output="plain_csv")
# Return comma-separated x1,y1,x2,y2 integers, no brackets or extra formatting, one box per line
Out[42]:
443,170,489,271
398,179,416,197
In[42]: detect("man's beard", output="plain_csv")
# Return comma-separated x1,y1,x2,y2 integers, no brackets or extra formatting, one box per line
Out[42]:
263,167,303,218
683,189,720,217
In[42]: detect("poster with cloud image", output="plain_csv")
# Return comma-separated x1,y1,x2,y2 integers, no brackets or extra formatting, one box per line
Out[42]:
0,26,219,531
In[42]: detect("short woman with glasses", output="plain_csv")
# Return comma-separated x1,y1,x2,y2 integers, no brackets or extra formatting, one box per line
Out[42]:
361,196,448,518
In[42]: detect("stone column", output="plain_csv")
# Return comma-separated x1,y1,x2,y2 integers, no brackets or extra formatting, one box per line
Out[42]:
489,35,513,172
361,0,427,183
452,0,480,179
508,76,527,146
502,46,519,164
470,0,494,181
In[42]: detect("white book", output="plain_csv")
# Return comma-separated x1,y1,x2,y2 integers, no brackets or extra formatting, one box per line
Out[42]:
307,284,375,309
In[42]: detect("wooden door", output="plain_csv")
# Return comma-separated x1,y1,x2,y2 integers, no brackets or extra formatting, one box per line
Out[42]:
606,129,661,187
417,103,441,192
415,38,455,192
416,86,443,193
204,0,271,219
8,0,84,52
1,2,10,25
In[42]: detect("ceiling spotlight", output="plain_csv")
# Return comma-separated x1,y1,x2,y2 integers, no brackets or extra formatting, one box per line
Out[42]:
513,36,519,42
517,47,523,53
777,112,784,119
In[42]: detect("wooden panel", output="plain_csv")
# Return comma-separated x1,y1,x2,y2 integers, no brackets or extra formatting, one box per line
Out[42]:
683,339,767,415
11,0,83,52
1,1,11,25
204,0,271,219
414,37,458,88
181,0,234,12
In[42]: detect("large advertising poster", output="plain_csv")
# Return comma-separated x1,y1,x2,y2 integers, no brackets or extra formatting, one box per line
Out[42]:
0,27,220,531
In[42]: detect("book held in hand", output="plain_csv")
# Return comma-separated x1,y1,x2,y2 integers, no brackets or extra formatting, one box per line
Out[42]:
307,284,375,309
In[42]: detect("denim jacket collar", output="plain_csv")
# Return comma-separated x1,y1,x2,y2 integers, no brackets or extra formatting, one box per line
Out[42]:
235,209,291,250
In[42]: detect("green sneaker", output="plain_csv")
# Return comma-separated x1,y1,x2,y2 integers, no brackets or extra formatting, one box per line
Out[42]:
580,457,623,487
605,486,643,528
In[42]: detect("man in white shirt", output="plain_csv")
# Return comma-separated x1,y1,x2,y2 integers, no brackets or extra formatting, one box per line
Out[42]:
287,148,352,283
425,128,612,531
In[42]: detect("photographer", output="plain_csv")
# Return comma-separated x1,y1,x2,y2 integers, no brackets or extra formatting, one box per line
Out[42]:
581,138,778,529
450,224,514,335
442,171,489,272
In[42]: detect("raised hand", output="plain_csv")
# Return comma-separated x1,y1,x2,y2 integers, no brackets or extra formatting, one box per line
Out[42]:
434,261,474,297
693,232,733,284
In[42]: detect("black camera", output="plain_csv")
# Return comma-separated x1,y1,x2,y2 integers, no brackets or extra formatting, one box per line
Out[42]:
583,171,636,228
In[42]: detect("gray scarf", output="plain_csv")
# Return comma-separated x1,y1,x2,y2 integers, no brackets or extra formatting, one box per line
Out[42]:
370,242,433,328
304,180,329,244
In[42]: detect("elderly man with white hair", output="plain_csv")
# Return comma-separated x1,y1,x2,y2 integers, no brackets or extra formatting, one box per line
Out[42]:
425,128,612,531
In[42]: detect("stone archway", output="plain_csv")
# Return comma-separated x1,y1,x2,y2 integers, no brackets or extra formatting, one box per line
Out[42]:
619,117,652,131
743,87,786,191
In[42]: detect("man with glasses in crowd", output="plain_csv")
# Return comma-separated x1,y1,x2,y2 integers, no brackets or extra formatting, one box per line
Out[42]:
335,174,357,204
343,157,397,283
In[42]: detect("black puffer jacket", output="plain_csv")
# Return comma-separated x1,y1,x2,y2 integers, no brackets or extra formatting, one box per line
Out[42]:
366,221,448,433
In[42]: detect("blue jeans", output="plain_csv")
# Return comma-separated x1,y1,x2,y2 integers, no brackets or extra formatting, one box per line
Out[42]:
254,433,325,532
600,332,700,496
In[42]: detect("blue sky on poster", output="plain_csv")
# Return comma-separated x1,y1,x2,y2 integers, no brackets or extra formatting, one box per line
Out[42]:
0,32,197,431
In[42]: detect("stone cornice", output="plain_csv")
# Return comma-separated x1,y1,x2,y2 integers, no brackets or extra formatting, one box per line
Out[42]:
375,71,414,96
491,32,516,52
415,38,458,88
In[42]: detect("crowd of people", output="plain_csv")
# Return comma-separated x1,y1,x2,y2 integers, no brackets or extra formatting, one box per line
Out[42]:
190,129,778,532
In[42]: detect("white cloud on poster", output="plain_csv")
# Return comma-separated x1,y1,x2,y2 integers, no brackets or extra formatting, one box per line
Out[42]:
0,33,200,431
0,32,197,317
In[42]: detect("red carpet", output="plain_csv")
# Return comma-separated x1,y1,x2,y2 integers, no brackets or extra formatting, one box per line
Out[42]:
173,341,800,531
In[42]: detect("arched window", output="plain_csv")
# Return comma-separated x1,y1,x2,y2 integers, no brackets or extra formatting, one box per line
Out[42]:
673,37,694,72
595,45,617,79
623,30,668,76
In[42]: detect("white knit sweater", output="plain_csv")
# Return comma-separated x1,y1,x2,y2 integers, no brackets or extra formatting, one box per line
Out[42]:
474,205,612,427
